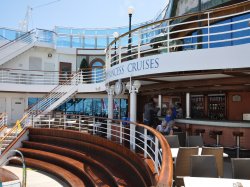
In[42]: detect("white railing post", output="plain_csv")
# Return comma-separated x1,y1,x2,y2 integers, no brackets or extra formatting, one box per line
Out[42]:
64,115,66,129
144,128,148,158
107,119,111,140
120,121,123,144
118,39,122,64
94,69,97,83
138,29,141,58
207,12,210,48
167,20,170,53
80,70,83,84
48,115,51,128
93,117,96,135
154,138,159,175
78,115,81,131
108,46,112,68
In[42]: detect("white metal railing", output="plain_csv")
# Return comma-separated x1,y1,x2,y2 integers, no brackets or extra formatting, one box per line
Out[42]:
0,113,7,127
0,68,106,85
106,2,250,68
0,68,106,154
31,113,173,187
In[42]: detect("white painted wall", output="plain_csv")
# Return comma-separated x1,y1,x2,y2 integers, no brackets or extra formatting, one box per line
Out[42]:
0,47,57,70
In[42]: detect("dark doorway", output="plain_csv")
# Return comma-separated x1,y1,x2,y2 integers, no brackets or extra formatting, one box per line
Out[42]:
59,62,72,83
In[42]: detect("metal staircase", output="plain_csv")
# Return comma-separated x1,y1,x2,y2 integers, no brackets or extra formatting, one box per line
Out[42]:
0,72,81,154
26,72,80,121
0,30,36,66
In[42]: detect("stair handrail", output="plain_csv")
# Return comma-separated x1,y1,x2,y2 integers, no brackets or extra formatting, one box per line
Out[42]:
0,114,28,145
0,30,35,50
1,149,27,187
25,71,81,113
0,113,7,127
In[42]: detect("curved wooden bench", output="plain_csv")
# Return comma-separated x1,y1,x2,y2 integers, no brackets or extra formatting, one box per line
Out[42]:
22,140,118,187
10,157,85,187
29,134,148,187
17,148,96,187
29,128,154,186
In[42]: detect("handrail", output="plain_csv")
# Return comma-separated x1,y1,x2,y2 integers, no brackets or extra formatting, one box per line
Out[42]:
0,114,28,145
0,113,7,127
0,67,105,86
25,72,80,114
0,30,35,49
107,1,250,48
1,150,27,187
32,113,173,187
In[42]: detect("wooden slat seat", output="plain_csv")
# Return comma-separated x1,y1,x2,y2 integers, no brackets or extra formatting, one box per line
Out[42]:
28,128,154,186
28,134,148,187
17,147,96,187
10,157,85,187
22,141,118,187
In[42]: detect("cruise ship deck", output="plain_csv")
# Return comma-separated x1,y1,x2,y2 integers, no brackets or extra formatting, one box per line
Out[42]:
0,0,250,186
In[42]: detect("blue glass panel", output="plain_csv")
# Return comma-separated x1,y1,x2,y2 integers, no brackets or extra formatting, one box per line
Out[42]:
113,99,120,119
72,29,84,35
120,99,128,118
85,37,95,48
75,99,83,113
57,36,71,47
83,98,93,116
96,37,107,48
72,37,82,48
93,99,102,116
55,28,71,34
85,30,96,35
66,99,75,112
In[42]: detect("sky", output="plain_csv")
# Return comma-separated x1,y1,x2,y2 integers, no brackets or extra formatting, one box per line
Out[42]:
0,0,168,30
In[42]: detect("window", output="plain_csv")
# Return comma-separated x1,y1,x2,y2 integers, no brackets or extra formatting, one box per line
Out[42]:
91,59,104,83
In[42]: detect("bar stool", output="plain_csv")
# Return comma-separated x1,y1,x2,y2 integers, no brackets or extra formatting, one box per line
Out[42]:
233,131,244,158
195,129,205,136
209,130,223,147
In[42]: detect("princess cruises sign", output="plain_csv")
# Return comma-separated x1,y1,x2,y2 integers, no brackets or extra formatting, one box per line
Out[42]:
106,56,160,82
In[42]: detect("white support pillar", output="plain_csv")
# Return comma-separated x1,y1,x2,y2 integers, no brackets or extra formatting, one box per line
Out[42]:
130,85,137,150
186,92,191,119
107,85,114,139
126,80,141,151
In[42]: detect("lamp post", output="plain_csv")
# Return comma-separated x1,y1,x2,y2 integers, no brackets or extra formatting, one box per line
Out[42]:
128,6,134,59
113,32,119,65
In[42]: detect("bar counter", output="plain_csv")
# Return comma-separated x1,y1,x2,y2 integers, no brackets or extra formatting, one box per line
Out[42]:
175,119,250,128
172,118,250,150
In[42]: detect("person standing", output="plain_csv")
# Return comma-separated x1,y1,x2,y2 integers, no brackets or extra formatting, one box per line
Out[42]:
143,97,159,128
